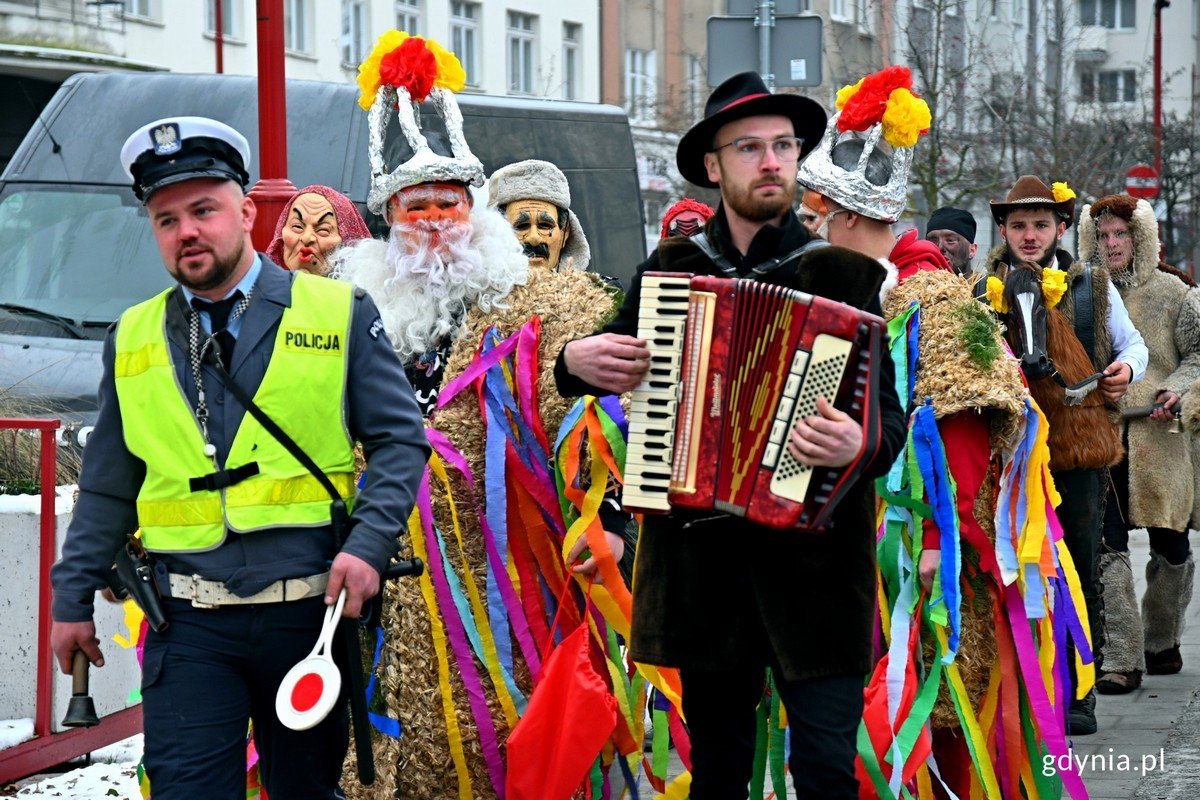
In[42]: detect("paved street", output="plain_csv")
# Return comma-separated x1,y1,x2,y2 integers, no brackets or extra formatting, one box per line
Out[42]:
670,530,1200,799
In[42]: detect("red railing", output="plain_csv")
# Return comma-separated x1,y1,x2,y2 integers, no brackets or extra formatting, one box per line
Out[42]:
0,418,141,784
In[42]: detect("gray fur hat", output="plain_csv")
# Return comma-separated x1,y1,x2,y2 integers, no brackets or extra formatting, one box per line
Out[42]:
488,159,590,271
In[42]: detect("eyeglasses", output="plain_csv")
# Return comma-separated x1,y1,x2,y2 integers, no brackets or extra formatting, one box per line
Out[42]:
710,136,804,163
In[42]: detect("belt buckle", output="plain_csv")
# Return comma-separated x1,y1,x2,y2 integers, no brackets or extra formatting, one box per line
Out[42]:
190,576,221,609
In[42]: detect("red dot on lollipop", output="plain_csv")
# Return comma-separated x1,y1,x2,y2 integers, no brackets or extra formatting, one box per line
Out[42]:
291,672,324,713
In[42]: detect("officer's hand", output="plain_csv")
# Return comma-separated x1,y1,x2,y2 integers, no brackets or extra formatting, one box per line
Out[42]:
567,530,626,585
327,553,380,619
1151,391,1181,421
51,620,103,674
918,549,942,591
788,396,863,468
1099,361,1133,403
563,334,651,394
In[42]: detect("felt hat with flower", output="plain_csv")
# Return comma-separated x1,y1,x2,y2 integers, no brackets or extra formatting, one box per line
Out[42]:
356,31,483,215
990,175,1077,228
796,66,931,223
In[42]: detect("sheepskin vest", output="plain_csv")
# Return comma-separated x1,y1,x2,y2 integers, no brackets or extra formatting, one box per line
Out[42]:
1080,204,1200,529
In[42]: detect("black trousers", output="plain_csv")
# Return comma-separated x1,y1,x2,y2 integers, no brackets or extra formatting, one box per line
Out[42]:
1103,456,1192,565
1053,468,1107,660
141,596,349,799
681,662,863,799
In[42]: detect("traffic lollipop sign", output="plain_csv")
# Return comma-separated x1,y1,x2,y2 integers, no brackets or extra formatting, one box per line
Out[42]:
276,588,346,731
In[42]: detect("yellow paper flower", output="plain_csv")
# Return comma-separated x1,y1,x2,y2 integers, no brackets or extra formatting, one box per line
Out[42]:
836,78,864,110
986,276,1009,314
357,29,411,110
1051,182,1076,203
1041,268,1068,308
427,39,466,92
880,88,931,149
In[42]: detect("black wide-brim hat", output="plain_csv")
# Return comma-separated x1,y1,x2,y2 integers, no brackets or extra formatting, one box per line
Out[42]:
676,71,827,189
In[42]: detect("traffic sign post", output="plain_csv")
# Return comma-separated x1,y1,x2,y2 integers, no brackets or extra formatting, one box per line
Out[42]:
707,14,823,88
1126,163,1160,199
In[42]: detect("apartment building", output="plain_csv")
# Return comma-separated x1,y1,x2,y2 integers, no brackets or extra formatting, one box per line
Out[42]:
0,0,601,168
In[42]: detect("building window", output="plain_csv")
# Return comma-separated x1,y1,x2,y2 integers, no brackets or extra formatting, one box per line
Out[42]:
625,48,657,124
123,0,155,19
450,2,480,85
831,0,851,21
1013,0,1025,24
562,22,580,100
1080,69,1137,103
341,0,368,66
507,12,537,95
687,54,705,123
284,0,311,53
205,0,239,37
396,0,420,35
1079,0,1136,28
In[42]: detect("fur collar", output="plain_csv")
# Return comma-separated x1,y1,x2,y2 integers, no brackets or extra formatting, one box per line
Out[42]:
1077,199,1160,288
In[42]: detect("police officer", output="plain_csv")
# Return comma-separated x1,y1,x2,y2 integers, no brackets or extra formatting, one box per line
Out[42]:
49,117,430,799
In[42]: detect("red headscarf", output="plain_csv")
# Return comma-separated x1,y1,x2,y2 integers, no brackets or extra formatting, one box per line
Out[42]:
266,185,373,268
660,198,715,239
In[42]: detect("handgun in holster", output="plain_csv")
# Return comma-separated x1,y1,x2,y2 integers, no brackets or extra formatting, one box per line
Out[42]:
107,539,170,633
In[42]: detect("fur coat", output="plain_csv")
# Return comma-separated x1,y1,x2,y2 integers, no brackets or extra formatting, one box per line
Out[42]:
1080,201,1200,530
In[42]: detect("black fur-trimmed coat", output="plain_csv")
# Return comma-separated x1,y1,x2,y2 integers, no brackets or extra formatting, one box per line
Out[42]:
555,208,907,681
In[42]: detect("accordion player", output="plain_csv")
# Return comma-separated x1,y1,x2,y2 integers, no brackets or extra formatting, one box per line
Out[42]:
623,272,887,530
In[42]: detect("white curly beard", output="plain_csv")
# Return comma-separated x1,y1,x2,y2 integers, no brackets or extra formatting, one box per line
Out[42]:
330,205,529,361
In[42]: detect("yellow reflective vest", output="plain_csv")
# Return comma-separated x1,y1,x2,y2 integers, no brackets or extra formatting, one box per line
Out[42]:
113,272,356,553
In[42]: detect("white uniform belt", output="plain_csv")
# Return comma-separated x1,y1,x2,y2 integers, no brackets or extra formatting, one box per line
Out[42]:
168,571,330,608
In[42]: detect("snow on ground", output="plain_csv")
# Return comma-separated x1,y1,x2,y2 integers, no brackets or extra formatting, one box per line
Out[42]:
0,721,34,751
9,735,142,799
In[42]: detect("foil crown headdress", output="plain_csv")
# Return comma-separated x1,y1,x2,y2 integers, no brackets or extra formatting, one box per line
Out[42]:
356,31,484,215
797,66,931,223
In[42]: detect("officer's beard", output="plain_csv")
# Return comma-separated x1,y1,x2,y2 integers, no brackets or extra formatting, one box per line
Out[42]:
173,238,245,293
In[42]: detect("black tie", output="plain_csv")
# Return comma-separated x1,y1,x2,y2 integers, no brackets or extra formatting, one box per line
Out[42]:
192,291,242,372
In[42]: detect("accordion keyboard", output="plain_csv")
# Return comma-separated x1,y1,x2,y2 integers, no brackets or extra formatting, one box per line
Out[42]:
623,274,692,511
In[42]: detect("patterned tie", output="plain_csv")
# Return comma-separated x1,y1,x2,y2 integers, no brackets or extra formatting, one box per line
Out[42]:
192,291,242,372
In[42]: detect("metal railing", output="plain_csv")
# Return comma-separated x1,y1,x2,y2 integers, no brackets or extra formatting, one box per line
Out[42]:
0,417,141,784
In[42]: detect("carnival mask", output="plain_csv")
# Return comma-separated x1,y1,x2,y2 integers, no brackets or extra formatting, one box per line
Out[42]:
281,192,342,275
389,183,472,227
667,210,708,239
504,199,568,269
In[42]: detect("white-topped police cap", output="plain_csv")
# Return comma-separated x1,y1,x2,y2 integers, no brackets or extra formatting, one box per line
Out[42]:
120,116,252,202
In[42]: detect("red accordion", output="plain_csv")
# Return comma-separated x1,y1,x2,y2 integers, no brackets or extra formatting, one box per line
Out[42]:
623,272,886,530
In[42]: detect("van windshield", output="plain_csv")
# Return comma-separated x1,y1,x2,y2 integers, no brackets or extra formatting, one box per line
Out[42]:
0,183,172,334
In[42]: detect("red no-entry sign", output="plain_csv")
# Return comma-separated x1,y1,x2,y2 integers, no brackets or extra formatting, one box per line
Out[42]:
1126,164,1159,199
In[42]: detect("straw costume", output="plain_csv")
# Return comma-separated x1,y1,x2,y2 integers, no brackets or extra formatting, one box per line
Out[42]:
797,67,1092,799
336,31,678,799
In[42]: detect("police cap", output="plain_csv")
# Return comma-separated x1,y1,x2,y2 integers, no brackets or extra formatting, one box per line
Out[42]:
120,116,252,202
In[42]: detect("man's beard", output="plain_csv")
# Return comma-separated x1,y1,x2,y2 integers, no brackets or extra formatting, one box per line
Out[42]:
723,175,797,223
173,238,244,292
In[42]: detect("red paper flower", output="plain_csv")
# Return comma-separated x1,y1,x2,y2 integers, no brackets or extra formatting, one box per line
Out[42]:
379,37,438,102
838,65,916,133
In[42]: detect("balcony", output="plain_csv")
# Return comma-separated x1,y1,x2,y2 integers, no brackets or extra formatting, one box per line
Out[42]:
1074,25,1108,63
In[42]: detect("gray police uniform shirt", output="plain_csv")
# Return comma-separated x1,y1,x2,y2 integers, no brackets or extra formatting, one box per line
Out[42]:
50,255,431,622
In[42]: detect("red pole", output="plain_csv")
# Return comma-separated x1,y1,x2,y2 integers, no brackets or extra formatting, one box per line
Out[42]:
248,0,296,252
214,0,224,74
35,424,57,738
1154,0,1168,177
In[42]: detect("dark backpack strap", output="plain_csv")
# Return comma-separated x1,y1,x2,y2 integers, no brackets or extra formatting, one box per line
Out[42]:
688,231,739,277
1073,262,1096,364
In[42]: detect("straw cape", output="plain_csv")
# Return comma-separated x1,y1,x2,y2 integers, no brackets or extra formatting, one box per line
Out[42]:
868,267,1092,799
